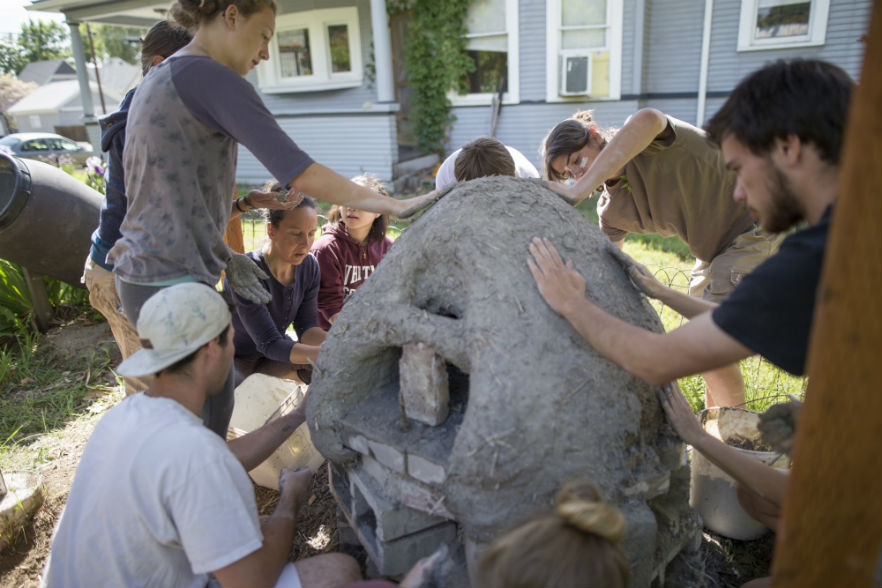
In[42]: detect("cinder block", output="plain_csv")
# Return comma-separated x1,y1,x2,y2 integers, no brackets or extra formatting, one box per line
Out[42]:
349,462,449,542
345,433,371,455
398,474,453,519
368,439,406,473
399,342,449,426
371,522,458,577
407,453,447,485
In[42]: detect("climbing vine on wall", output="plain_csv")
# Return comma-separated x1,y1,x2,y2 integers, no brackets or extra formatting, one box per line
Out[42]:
388,0,474,154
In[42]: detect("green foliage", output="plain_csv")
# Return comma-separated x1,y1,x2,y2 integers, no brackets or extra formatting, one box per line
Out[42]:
18,20,70,64
0,42,27,75
80,24,141,65
0,20,70,75
0,324,118,460
389,0,474,154
623,241,808,412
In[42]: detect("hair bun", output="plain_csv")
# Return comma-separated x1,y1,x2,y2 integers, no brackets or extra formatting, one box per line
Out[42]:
555,481,626,544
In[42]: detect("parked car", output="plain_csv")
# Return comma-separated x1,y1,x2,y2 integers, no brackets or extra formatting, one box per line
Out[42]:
0,133,96,167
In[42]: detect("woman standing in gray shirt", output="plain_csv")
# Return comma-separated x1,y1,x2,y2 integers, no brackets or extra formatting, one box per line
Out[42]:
108,0,435,437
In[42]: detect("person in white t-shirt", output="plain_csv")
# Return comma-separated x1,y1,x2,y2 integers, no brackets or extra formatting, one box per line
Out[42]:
435,136,540,190
40,283,361,588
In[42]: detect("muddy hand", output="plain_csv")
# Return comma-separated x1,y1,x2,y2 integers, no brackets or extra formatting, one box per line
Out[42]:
396,184,456,219
226,252,272,305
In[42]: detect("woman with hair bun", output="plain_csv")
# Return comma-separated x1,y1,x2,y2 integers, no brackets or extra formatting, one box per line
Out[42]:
108,0,436,437
474,480,631,588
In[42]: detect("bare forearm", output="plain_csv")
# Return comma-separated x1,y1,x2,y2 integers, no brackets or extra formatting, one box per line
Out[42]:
227,410,306,472
299,327,326,346
292,163,406,216
655,288,718,319
570,108,667,202
692,433,789,506
288,343,320,364
559,296,676,385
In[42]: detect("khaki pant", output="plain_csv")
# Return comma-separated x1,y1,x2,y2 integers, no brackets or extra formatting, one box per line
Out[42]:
689,227,788,303
81,256,149,395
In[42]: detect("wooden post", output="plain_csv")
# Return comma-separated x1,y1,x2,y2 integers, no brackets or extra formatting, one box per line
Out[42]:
21,266,52,332
771,2,882,585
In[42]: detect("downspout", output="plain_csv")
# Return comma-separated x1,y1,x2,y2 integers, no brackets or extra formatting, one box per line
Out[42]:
370,0,395,103
696,0,713,126
632,0,645,99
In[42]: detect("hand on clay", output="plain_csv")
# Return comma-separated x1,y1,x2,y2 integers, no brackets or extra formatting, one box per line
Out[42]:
758,398,802,456
278,467,313,503
657,384,706,446
527,237,586,317
243,188,305,211
399,544,449,588
543,180,583,206
628,261,668,299
226,252,272,305
397,187,448,219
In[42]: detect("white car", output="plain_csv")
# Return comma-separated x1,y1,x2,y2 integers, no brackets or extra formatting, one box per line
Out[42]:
0,133,96,167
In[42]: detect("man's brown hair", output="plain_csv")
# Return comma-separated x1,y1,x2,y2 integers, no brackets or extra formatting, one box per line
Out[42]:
454,136,516,182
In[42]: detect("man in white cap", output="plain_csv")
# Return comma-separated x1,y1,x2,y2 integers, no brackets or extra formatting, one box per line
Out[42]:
41,283,361,588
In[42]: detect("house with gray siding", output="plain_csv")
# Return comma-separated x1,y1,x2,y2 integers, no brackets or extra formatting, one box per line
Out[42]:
29,0,873,185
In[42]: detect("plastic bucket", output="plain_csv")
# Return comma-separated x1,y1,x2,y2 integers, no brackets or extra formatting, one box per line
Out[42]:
689,406,789,540
227,374,325,490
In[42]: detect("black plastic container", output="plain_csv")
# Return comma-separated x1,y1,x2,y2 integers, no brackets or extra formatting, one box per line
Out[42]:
0,153,102,285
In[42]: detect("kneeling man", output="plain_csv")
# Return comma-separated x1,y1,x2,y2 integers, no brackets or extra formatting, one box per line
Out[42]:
41,283,360,588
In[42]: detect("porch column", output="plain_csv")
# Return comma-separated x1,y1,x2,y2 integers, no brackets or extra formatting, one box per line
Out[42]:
67,21,100,150
369,0,394,103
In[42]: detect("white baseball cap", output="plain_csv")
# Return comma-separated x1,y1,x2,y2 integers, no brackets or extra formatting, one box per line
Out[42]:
117,283,232,377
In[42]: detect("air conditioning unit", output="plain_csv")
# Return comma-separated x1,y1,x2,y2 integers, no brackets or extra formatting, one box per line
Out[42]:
560,52,592,96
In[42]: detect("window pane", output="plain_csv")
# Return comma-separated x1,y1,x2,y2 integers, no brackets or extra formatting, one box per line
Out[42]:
278,28,312,77
562,28,606,49
461,49,507,94
465,0,506,35
562,0,606,27
755,0,811,40
328,24,351,73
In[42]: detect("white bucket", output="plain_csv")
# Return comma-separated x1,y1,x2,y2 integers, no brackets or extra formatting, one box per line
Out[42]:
689,407,789,540
228,374,325,490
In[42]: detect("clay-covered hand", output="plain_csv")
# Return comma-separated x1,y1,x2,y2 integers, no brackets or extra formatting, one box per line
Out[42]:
628,261,667,299
527,237,586,316
291,385,310,421
399,544,450,588
397,186,450,219
543,180,582,206
278,466,313,503
657,384,705,446
226,252,272,305
243,188,304,210
758,398,802,456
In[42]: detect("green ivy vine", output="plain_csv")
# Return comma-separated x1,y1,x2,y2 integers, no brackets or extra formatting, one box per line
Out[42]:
387,0,474,155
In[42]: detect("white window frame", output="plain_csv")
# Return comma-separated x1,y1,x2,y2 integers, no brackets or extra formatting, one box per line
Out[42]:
737,0,830,52
545,0,623,102
257,7,363,94
450,0,520,106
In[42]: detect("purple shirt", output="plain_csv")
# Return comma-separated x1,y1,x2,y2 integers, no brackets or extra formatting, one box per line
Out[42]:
227,250,320,363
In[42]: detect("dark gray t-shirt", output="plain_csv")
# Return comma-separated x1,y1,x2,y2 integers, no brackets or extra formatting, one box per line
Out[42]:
596,116,755,262
108,55,314,285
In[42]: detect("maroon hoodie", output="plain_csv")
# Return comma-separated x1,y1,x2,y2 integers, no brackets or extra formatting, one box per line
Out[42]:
311,222,393,330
